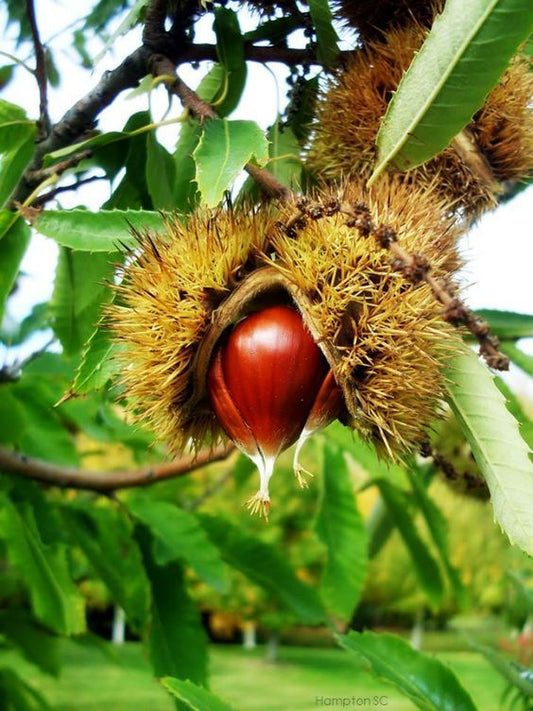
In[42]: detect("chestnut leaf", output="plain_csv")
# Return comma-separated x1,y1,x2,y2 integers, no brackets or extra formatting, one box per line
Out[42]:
162,678,235,711
315,441,367,621
0,215,30,324
1,489,86,636
193,119,268,207
198,513,326,625
445,348,533,556
126,498,229,593
338,631,477,711
34,208,165,252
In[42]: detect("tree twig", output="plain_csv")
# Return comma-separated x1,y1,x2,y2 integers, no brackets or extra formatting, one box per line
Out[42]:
150,54,292,200
341,201,509,370
8,45,152,207
0,442,235,491
181,43,321,67
26,149,93,184
26,0,50,139
33,174,106,207
142,0,168,48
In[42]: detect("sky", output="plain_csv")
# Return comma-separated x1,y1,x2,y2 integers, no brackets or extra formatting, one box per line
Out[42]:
1,0,532,395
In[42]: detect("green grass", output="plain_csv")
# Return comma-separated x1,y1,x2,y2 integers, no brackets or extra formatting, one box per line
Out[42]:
0,638,509,711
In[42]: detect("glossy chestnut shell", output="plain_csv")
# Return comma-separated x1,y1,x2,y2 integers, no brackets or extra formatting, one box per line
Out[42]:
207,304,343,516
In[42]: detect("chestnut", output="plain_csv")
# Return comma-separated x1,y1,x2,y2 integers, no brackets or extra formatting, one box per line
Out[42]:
207,305,343,517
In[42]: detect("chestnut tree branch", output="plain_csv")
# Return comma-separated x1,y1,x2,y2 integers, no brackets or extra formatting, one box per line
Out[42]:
26,0,50,139
10,0,328,207
0,442,235,491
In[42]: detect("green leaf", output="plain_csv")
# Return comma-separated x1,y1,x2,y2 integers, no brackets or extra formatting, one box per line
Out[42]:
0,99,27,124
238,121,302,202
213,8,247,116
173,121,200,212
267,122,302,188
61,504,150,630
0,608,60,676
328,421,407,484
73,29,93,68
146,132,176,210
10,378,79,465
85,0,137,32
60,395,156,453
370,0,533,181
445,348,533,556
243,16,300,44
138,528,208,684
44,131,129,167
194,119,268,206
70,323,120,394
0,390,27,445
196,64,228,105
1,494,86,635
407,467,467,606
162,678,235,711
374,478,444,607
51,249,117,356
0,667,53,711
500,342,533,377
475,309,533,339
0,116,36,206
114,111,154,210
199,514,326,624
92,0,147,65
366,495,395,559
315,442,367,620
495,377,533,449
0,215,31,323
34,209,165,251
0,65,15,89
44,47,60,88
469,639,533,697
338,631,477,711
308,0,339,68
42,111,153,170
126,498,229,592
0,120,35,155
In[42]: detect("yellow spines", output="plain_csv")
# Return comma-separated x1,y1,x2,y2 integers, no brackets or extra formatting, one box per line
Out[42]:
109,208,274,454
